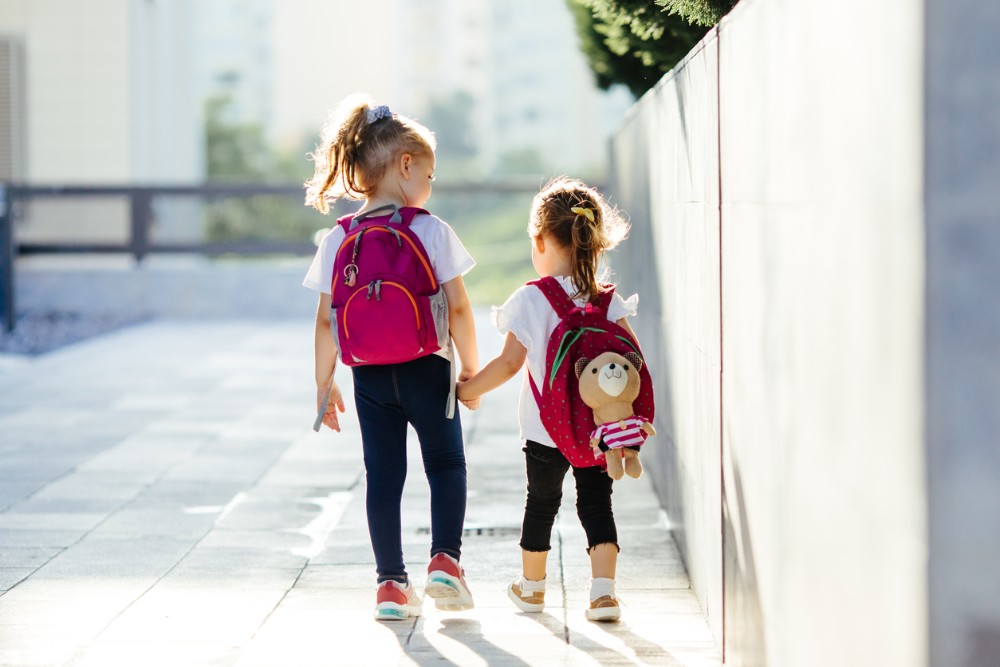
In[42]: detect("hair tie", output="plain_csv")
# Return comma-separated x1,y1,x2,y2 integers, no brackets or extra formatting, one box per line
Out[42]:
571,205,595,223
366,105,392,125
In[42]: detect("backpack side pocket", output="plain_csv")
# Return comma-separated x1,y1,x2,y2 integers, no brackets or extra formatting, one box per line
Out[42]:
429,287,450,353
329,305,341,355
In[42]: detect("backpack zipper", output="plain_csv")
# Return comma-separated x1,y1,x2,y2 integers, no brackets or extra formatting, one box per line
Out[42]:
341,281,421,340
336,227,437,290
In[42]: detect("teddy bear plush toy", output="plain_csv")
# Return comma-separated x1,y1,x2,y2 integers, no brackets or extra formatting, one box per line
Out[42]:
576,351,656,480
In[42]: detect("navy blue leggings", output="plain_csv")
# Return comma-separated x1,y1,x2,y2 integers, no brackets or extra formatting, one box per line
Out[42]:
352,354,466,583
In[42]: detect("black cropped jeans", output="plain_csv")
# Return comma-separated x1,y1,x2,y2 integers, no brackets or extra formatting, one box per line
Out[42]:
519,440,618,553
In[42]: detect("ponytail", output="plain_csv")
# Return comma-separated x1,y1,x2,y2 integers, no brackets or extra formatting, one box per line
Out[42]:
570,208,600,303
530,178,630,304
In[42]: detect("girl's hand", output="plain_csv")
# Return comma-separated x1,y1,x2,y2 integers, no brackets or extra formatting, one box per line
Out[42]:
457,381,481,410
317,382,346,431
457,370,481,411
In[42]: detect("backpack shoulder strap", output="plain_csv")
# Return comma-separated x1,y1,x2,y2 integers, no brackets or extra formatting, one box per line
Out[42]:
528,278,618,319
595,284,616,314
336,213,354,234
527,276,576,318
347,205,430,231
397,207,430,227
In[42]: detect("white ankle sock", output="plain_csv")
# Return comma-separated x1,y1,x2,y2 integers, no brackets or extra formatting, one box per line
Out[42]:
520,575,545,592
590,577,616,600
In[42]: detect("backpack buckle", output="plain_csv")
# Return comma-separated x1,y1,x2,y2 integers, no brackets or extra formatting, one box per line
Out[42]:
568,303,601,316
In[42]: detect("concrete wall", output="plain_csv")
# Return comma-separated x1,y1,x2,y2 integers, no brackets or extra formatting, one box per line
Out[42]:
15,257,316,320
719,1,926,665
924,2,1000,666
609,33,723,643
609,0,946,664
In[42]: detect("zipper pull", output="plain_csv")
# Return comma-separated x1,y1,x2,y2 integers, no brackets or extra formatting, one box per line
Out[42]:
375,279,382,301
366,281,375,300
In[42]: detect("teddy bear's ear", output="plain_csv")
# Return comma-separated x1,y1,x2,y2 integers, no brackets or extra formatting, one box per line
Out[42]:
575,357,591,378
624,351,643,372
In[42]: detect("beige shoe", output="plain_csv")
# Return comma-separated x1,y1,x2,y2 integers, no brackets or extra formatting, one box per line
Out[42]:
507,575,545,612
586,594,621,622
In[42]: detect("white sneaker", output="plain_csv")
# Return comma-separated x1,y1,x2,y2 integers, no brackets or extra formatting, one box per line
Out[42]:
586,578,621,621
507,574,545,612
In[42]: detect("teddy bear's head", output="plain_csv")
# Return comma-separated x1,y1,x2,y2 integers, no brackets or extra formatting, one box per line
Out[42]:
576,351,644,409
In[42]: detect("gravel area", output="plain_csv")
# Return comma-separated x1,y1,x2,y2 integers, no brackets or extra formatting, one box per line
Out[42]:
0,310,150,356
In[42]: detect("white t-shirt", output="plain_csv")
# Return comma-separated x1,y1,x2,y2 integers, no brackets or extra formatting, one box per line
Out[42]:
303,211,476,359
492,275,638,448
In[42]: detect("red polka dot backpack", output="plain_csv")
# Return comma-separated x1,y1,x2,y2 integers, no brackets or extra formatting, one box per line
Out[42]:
527,276,655,469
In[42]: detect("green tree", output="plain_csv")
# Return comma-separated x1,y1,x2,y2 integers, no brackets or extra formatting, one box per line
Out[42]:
423,91,477,161
567,0,733,98
421,90,481,180
204,95,269,181
202,95,320,245
656,0,738,26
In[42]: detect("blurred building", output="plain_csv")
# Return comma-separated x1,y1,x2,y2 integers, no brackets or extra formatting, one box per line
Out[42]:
0,0,634,206
0,0,201,184
480,0,633,178
0,0,632,187
0,0,202,244
270,0,633,179
194,0,273,133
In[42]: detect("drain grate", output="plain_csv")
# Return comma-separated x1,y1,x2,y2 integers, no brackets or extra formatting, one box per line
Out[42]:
416,525,521,538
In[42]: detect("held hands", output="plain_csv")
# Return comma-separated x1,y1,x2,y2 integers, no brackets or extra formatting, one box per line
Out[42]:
316,382,347,432
457,369,481,411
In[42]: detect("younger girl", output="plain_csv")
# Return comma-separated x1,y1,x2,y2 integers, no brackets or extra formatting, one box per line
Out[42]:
303,94,479,621
457,177,636,621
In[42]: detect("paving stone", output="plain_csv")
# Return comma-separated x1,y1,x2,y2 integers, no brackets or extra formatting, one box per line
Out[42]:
0,568,33,591
0,316,721,666
0,547,62,569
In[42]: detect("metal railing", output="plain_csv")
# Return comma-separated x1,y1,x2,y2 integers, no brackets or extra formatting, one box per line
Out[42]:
0,181,545,332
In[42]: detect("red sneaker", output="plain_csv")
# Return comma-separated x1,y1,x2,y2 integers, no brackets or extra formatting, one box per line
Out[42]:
375,580,421,621
424,553,474,611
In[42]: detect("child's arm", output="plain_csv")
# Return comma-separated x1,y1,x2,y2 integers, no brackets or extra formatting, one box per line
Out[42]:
443,276,479,380
314,293,346,431
457,332,527,401
617,317,640,346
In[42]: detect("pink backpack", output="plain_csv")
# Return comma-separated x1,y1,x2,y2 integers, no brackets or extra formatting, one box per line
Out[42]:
330,205,450,368
528,277,655,468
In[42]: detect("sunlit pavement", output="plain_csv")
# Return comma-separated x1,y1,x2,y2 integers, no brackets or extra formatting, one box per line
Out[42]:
0,311,721,666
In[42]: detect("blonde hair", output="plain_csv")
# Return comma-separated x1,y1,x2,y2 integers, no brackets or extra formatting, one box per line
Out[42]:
529,177,630,304
305,93,436,213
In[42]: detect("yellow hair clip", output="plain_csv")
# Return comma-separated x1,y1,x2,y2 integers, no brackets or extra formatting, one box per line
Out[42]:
570,206,595,222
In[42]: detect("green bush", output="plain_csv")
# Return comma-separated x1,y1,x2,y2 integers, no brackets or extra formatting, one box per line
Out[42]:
567,0,736,98
426,190,538,306
655,0,737,26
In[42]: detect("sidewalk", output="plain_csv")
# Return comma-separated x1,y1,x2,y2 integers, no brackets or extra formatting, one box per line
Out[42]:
0,311,721,666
